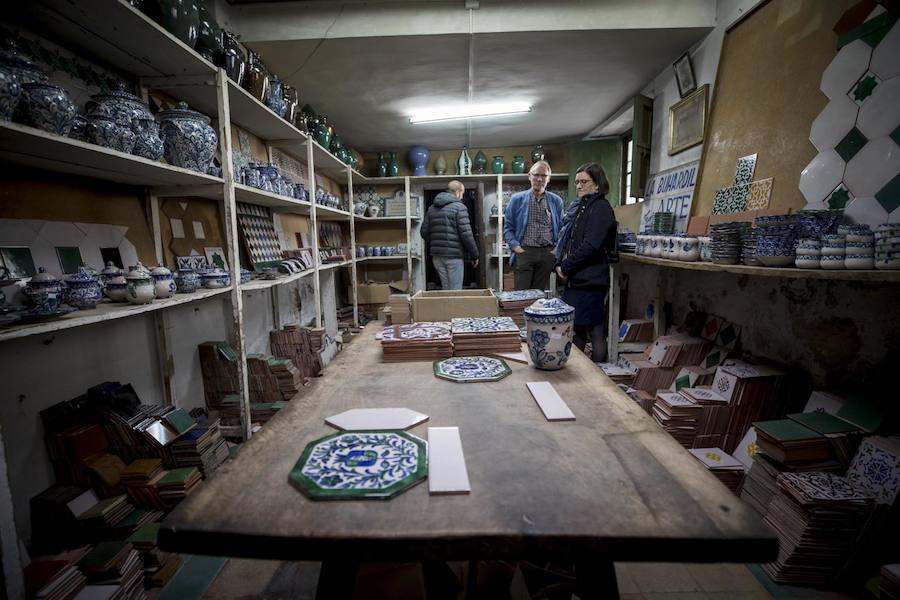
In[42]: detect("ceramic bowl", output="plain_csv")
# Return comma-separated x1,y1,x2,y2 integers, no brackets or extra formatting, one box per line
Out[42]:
795,247,821,256
819,255,845,270
795,256,819,269
875,257,900,270
844,254,874,270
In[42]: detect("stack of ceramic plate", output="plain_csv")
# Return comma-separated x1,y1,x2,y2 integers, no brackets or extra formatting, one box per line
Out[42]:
709,222,742,264
841,224,875,270
797,209,840,240
755,214,798,267
737,222,758,265
653,212,675,234
874,223,900,270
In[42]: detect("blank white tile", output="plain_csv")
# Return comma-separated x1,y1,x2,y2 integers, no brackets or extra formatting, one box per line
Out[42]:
0,219,41,246
193,221,206,239
428,427,470,495
30,245,60,278
820,40,872,100
526,381,575,421
118,239,139,269
36,221,86,247
489,350,528,364
798,150,845,204
891,205,900,223
325,408,428,431
809,95,859,153
844,196,889,227
79,245,104,271
79,223,127,249
170,218,185,239
870,21,900,80
844,136,900,197
857,75,900,139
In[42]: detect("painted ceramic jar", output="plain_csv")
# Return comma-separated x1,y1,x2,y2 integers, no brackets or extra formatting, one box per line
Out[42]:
243,51,270,103
388,152,400,177
531,144,545,164
104,274,128,302
155,0,200,48
68,115,89,142
491,155,504,174
681,236,699,262
126,265,155,304
24,268,63,314
266,76,287,118
0,41,45,124
98,262,123,286
0,68,21,121
240,268,252,284
133,117,164,160
524,297,575,371
22,82,77,136
174,268,200,293
85,82,150,133
86,112,136,153
151,266,176,298
511,155,526,174
158,102,217,173
201,268,230,289
63,267,103,310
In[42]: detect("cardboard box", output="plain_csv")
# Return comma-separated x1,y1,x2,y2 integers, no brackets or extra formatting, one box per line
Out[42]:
411,289,499,322
351,280,408,305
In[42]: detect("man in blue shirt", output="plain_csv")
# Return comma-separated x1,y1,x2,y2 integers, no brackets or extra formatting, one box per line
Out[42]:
503,160,564,290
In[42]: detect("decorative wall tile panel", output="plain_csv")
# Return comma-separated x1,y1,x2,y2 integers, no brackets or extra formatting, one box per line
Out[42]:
844,196,888,226
849,71,881,104
810,96,859,153
835,127,868,162
745,178,773,210
857,75,900,139
870,21,900,79
875,172,900,214
843,136,900,197
730,183,750,213
732,154,758,187
821,40,872,99
799,150,846,204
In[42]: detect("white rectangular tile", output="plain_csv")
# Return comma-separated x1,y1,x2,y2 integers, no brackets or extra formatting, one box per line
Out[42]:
489,350,528,364
526,381,575,421
428,427,470,495
170,218,185,239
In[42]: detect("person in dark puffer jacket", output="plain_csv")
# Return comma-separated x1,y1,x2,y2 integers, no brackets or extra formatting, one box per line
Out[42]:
420,180,479,290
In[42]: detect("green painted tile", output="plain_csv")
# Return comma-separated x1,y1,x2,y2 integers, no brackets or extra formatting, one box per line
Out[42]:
55,246,83,274
827,186,852,211
891,123,900,147
159,554,227,600
875,172,900,214
835,127,868,162
838,12,898,49
850,74,879,102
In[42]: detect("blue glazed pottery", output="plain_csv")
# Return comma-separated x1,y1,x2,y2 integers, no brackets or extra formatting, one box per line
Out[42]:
68,115,89,142
240,268,252,284
24,268,63,314
266,76,287,118
524,297,575,371
99,262,123,286
22,82,77,136
0,68,21,121
174,268,200,293
133,117,164,160
63,267,103,310
104,274,128,302
151,266,176,298
126,264,155,304
158,102,217,173
200,268,230,289
86,113,136,153
407,146,429,176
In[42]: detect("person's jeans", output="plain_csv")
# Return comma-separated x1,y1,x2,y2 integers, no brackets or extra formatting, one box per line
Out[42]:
432,256,465,290
514,246,556,291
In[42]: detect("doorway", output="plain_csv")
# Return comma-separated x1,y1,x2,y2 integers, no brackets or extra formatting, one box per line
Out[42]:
422,187,483,290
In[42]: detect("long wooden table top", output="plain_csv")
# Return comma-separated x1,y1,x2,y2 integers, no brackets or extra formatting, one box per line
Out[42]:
160,325,777,563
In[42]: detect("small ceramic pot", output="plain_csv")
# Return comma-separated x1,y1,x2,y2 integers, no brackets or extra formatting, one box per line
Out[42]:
126,264,155,304
151,266,176,298
63,267,103,310
22,82,77,136
524,297,575,371
240,268,252,284
174,268,200,293
99,261,123,286
23,267,63,313
844,254,874,270
86,112,137,153
104,274,128,302
200,267,230,288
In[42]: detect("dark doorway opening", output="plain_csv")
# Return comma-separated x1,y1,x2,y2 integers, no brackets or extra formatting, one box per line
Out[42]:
422,188,482,290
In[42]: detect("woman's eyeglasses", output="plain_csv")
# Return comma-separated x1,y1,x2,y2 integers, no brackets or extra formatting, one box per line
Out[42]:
574,179,593,186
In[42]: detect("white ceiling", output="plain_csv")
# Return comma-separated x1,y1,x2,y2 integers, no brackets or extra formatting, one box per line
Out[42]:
226,1,715,152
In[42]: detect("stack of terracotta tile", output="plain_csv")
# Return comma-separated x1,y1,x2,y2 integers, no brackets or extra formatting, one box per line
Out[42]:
651,391,703,447
451,317,521,356
388,294,412,324
619,352,677,393
198,342,241,407
306,327,326,354
247,355,303,402
381,322,453,362
496,289,543,328
270,325,323,381
617,318,654,342
680,387,731,448
77,541,145,599
597,363,635,385
24,558,87,600
647,334,711,368
120,459,166,511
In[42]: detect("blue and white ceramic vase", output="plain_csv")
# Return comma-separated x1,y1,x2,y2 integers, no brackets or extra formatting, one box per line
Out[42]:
104,274,128,302
24,268,63,314
85,82,151,133
524,297,575,370
0,68,21,121
0,41,45,125
158,102,217,173
63,267,103,310
22,82,77,136
133,117,164,160
408,145,429,176
201,267,230,289
239,268,252,284
126,264,155,305
266,76,287,118
86,113,136,153
151,266,176,298
174,268,200,293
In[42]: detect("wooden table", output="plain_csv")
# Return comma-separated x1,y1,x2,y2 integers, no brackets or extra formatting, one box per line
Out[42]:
160,325,777,598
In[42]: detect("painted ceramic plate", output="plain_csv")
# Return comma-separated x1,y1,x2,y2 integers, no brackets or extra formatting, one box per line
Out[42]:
433,356,511,383
289,431,427,500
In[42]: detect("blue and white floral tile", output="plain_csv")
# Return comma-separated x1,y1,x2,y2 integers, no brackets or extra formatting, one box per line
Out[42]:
450,316,518,334
846,436,900,505
712,187,733,214
869,21,900,80
496,289,544,302
810,95,860,153
433,356,511,383
799,150,846,205
843,136,900,198
843,196,889,227
289,431,427,500
820,39,872,100
857,75,900,139
732,154,758,187
382,322,452,341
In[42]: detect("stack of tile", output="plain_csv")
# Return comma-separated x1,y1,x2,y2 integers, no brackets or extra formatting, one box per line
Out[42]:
120,460,165,511
651,391,703,447
688,447,745,494
198,342,241,407
23,559,87,600
496,289,544,328
670,366,715,392
626,388,656,414
77,495,134,530
619,352,677,393
170,419,229,477
451,317,521,355
762,472,874,586
388,294,412,324
77,541,146,599
597,363,634,385
267,357,304,399
306,327,326,354
647,334,711,368
381,322,453,362
110,508,163,539
712,361,784,453
250,401,289,423
754,419,834,465
682,387,731,448
787,411,864,469
156,467,202,508
247,355,287,403
740,453,784,517
270,325,323,382
618,318,654,343
29,486,97,553
128,523,183,588
85,453,127,498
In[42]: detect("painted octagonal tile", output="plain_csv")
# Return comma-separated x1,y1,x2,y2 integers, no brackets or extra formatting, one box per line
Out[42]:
810,95,859,153
857,75,900,139
289,430,427,500
870,20,900,80
820,39,873,100
844,196,889,227
325,408,429,431
798,150,846,204
843,136,900,197
433,356,511,383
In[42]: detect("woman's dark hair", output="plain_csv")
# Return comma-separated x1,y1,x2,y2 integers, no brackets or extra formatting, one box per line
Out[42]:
575,161,610,195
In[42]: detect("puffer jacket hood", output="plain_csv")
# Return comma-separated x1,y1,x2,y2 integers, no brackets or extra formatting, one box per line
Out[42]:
433,192,457,207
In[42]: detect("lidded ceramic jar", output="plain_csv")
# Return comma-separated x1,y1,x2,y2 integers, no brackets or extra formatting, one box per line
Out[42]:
22,82,77,136
24,268,63,313
158,102,217,173
0,41,45,123
125,263,155,304
524,296,575,371
151,266,176,298
174,268,200,293
681,236,699,262
200,267,230,289
104,274,128,302
0,67,21,121
85,112,136,153
63,267,103,310
222,30,245,86
86,82,150,132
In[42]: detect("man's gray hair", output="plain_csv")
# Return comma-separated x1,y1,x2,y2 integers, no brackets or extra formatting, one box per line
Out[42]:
529,160,552,175
448,180,465,195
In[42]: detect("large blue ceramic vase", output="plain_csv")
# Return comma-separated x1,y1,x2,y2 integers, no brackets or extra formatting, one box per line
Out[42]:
158,102,217,173
407,146,429,176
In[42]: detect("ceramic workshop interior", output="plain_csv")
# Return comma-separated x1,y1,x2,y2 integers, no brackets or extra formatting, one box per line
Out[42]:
0,1,898,599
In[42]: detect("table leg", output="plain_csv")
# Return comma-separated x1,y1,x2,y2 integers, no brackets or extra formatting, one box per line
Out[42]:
420,560,464,600
316,559,359,600
575,558,619,599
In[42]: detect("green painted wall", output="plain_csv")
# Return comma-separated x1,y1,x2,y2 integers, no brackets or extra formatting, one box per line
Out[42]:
566,139,623,207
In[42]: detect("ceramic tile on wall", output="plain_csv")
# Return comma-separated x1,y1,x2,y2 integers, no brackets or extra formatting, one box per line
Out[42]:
843,196,889,227
732,154,757,187
79,223,128,249
799,150,846,204
876,172,900,214
810,95,859,153
36,221,86,247
826,183,854,211
729,183,750,213
745,178,773,210
849,71,881,105
712,187,733,214
857,75,900,139
820,40,872,100
834,127,868,162
843,136,900,197
870,21,900,80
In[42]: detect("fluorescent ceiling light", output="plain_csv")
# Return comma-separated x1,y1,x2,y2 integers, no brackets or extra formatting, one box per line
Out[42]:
409,103,532,124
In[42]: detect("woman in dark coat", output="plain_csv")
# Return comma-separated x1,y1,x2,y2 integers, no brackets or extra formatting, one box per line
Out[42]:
555,162,617,363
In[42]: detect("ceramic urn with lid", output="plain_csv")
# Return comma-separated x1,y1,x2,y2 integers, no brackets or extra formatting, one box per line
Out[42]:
151,266,176,299
23,267,63,314
523,296,575,370
63,267,103,310
125,263,155,305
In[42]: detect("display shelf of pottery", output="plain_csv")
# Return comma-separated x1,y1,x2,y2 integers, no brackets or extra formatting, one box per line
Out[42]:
23,268,63,314
874,223,900,270
524,296,575,371
795,238,821,269
63,267,103,310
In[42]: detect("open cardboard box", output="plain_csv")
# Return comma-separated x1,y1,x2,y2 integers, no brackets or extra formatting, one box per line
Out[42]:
411,289,499,322
352,280,408,304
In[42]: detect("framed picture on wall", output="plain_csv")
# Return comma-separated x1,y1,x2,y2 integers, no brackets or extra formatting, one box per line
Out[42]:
668,84,708,156
673,52,697,98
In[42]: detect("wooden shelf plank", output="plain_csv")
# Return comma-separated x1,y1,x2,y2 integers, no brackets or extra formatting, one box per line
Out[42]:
314,205,351,221
356,256,414,263
355,215,420,222
240,270,314,292
0,121,223,195
0,287,231,343
319,260,353,270
234,184,311,214
620,253,900,282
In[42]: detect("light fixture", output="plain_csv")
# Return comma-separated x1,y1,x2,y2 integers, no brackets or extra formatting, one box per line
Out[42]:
409,103,532,124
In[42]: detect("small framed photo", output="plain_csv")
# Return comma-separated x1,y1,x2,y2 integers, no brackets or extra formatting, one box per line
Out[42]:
668,84,708,156
673,52,697,98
